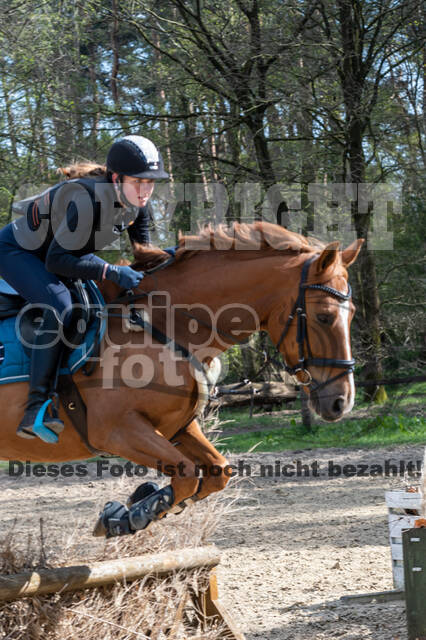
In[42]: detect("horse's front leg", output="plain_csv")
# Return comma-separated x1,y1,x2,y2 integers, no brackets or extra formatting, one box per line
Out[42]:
92,410,200,538
170,419,231,502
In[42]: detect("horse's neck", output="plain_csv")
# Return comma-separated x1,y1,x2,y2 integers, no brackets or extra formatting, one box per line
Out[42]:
149,252,300,353
159,252,280,313
100,251,302,356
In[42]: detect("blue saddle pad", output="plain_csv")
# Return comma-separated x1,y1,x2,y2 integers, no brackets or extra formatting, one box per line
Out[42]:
0,280,106,385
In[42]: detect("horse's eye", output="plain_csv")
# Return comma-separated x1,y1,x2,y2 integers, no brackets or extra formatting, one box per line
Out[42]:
317,313,333,325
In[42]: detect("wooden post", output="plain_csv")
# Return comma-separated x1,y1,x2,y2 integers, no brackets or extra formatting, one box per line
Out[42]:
193,567,245,640
403,528,426,640
300,389,312,431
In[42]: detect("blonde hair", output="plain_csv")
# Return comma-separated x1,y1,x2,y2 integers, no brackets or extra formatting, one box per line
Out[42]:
56,161,108,180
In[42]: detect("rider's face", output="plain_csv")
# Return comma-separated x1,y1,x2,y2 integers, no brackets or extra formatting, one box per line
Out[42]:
113,173,155,207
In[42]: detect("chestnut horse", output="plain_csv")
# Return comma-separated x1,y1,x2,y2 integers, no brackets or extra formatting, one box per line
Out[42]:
0,222,363,536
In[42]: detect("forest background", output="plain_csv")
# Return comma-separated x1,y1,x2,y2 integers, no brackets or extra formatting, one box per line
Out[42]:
0,0,424,404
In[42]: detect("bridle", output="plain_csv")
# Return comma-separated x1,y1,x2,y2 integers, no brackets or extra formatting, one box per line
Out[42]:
275,255,355,393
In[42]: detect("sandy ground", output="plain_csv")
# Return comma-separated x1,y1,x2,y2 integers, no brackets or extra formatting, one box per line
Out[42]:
0,443,424,640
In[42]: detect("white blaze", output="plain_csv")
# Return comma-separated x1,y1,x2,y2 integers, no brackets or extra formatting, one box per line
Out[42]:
339,301,355,412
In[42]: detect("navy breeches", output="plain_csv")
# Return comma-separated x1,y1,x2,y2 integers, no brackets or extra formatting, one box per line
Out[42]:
0,223,101,327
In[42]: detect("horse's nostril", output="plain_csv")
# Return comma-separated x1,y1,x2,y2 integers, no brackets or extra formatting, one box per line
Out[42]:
332,396,345,414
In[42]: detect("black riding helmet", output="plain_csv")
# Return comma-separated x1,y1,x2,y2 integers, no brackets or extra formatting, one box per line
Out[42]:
106,135,169,180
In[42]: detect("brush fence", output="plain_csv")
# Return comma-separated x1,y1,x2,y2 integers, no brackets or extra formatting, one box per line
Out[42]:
0,544,245,640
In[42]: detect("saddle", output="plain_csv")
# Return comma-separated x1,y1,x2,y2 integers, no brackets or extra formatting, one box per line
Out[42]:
0,279,106,454
0,279,95,355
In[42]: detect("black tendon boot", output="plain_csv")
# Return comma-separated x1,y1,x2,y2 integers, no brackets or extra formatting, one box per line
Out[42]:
93,486,175,538
17,308,65,444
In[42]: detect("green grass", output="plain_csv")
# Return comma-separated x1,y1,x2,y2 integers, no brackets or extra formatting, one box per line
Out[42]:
214,383,426,453
215,413,426,453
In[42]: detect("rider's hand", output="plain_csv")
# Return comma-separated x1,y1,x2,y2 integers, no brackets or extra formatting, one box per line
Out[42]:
106,265,144,289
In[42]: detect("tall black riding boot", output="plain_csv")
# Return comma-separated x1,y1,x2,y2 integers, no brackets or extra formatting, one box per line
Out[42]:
17,308,65,443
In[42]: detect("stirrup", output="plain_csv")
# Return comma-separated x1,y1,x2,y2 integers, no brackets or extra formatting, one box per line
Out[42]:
17,398,64,444
32,399,61,444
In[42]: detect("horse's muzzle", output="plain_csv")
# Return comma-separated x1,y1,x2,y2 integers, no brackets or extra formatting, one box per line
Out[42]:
309,388,353,422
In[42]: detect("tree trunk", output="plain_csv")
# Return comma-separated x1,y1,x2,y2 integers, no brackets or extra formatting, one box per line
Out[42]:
152,31,175,185
247,111,276,190
88,41,100,157
297,56,315,235
338,0,387,402
111,0,130,134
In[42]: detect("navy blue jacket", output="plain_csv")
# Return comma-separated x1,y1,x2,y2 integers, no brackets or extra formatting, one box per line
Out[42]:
10,174,151,281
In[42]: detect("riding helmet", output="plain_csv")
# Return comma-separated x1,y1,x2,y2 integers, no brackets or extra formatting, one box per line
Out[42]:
106,135,169,179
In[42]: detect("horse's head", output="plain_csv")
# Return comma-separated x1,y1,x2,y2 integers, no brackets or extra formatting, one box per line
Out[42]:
268,238,364,422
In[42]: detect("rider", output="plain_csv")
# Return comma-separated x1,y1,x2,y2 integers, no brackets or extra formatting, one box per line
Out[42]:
0,135,169,442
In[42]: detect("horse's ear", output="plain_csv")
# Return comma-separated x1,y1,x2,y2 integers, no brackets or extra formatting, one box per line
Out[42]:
316,241,340,274
341,238,364,267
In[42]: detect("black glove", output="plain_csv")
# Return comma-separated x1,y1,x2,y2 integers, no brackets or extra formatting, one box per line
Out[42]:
106,265,144,289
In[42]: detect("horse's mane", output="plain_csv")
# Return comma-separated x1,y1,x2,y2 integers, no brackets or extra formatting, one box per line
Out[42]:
132,221,324,271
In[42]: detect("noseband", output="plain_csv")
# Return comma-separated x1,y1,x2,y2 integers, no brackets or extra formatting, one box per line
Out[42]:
275,255,355,393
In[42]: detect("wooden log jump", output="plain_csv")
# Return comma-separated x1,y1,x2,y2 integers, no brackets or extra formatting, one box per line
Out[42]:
0,545,245,640
0,545,221,601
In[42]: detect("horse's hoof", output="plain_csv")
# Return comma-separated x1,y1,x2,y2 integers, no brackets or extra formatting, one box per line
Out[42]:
92,515,107,537
126,481,159,508
92,501,134,538
169,501,187,515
